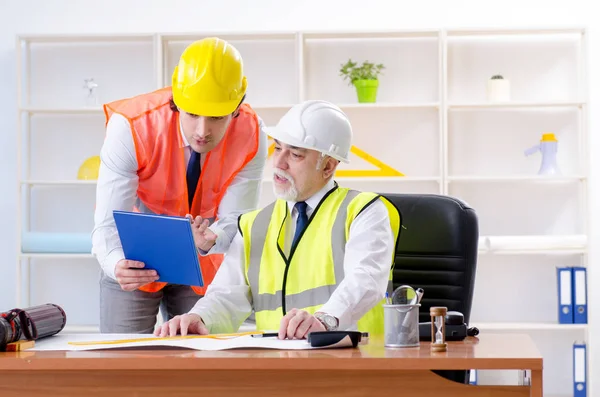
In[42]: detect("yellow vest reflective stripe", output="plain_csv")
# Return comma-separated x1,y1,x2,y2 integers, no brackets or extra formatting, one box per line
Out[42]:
239,185,402,335
246,189,360,312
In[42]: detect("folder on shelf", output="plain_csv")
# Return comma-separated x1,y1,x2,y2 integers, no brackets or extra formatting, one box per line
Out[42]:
572,267,588,324
556,266,573,324
573,342,587,397
113,210,204,287
469,369,477,385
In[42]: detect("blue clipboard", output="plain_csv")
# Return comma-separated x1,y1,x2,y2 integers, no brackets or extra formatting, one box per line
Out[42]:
113,210,204,287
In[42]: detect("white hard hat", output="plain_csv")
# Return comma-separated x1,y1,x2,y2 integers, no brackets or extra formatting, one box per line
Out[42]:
265,100,352,163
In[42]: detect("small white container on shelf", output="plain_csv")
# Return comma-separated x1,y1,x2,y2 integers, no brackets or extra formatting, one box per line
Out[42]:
486,75,510,102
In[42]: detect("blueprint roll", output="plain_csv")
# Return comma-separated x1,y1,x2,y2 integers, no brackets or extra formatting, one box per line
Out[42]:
0,304,67,351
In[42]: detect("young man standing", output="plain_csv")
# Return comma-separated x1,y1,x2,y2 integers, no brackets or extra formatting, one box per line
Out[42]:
92,37,267,333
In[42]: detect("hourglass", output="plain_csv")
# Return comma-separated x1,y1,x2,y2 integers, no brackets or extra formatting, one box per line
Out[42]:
430,306,447,352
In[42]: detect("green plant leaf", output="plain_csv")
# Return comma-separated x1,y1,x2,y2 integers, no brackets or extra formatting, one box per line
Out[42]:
339,58,385,86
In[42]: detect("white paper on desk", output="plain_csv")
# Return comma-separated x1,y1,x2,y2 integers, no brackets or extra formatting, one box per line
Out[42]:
31,333,157,351
31,333,316,351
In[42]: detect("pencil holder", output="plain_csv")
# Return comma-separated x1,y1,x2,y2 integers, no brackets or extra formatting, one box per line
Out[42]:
383,303,421,348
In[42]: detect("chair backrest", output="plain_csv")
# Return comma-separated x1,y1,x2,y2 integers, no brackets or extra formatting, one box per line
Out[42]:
380,193,479,323
379,193,479,384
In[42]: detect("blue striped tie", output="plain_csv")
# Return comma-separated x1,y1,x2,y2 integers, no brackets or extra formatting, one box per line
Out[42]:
186,150,201,208
293,201,308,246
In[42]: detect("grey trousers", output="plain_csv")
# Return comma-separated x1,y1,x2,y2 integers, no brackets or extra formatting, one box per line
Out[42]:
99,272,202,334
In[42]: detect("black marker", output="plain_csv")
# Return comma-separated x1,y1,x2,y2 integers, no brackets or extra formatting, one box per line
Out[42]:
251,332,279,338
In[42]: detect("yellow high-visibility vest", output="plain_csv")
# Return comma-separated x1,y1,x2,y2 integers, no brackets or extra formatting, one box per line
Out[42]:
238,185,401,335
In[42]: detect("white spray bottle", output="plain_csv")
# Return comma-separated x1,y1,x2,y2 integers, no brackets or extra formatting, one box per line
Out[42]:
524,133,561,175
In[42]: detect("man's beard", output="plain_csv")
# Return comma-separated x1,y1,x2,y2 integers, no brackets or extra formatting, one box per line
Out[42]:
272,169,299,201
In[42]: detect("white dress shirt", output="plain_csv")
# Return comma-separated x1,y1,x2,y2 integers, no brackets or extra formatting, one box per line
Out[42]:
91,112,268,280
189,179,396,334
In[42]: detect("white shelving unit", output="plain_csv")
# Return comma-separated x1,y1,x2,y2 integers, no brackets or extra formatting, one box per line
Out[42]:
15,27,589,395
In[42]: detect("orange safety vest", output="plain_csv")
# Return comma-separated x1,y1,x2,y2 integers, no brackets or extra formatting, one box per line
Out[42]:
103,87,260,295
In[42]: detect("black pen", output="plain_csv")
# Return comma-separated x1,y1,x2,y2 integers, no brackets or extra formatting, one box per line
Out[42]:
251,332,279,338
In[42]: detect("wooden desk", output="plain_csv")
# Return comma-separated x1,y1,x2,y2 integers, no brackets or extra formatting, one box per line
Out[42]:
0,333,542,396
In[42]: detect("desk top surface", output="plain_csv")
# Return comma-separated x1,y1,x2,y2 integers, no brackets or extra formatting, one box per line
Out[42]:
0,333,542,371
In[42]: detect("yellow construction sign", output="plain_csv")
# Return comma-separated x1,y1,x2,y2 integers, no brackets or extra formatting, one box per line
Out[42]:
267,141,404,177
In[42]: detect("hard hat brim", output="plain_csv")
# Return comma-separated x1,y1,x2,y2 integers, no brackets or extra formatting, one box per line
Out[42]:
265,126,350,163
173,92,243,117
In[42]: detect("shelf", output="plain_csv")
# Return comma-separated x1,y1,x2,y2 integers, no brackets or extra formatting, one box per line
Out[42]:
303,29,440,40
479,248,587,256
448,175,585,183
339,102,440,109
161,32,297,42
18,28,584,43
20,106,104,114
264,175,585,185
253,102,441,110
472,322,587,331
479,235,587,254
18,34,154,43
22,180,97,186
262,176,441,183
446,27,585,37
448,101,584,110
20,253,94,259
20,105,298,113
24,37,155,111
19,104,295,113
303,33,439,105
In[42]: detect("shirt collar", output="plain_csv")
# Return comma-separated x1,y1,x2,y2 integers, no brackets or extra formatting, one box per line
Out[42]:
179,115,190,148
287,178,336,216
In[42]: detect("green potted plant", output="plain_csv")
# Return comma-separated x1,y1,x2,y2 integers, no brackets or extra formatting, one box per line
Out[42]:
339,59,385,103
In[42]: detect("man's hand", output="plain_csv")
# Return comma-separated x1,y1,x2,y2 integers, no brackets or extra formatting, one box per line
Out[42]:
186,214,217,252
154,313,208,337
114,259,159,291
278,308,326,340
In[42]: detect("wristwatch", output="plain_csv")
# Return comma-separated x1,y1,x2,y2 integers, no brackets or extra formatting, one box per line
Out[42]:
314,312,339,331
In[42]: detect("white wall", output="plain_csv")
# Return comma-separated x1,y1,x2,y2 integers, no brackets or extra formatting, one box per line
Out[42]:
0,0,598,394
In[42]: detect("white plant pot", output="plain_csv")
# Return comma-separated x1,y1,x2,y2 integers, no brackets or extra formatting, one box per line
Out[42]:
487,79,510,102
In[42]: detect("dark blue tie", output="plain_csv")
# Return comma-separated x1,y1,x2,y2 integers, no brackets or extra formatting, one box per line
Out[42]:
186,150,201,208
293,201,308,246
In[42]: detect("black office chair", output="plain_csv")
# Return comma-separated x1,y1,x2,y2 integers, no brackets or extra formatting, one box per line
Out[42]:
379,193,479,385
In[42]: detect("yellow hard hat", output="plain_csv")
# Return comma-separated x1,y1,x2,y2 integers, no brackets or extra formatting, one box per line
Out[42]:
172,37,247,117
77,155,100,180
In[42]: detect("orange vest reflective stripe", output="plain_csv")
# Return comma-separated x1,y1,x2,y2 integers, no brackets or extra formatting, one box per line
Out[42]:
103,87,260,295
